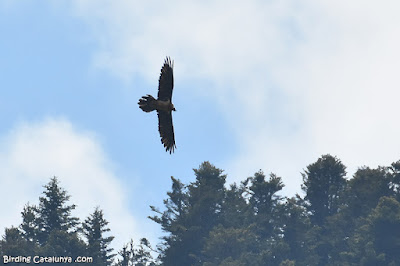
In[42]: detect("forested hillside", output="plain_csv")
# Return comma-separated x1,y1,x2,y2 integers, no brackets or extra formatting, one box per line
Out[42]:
2,154,400,265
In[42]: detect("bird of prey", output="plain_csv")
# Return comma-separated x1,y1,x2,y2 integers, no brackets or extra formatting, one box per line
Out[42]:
138,57,176,153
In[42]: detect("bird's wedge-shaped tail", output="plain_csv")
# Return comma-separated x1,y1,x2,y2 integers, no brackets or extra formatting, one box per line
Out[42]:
138,94,157,112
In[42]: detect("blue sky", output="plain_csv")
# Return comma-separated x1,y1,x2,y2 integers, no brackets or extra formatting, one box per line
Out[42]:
1,1,400,252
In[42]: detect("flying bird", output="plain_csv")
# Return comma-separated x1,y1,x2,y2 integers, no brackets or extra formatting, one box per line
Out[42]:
138,57,176,153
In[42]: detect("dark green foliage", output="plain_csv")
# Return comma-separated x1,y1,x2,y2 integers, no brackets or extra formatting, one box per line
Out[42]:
280,196,318,265
38,229,86,257
344,196,400,265
150,161,226,266
302,154,347,226
368,197,400,263
83,207,115,265
36,177,80,245
1,177,86,259
247,171,284,239
4,157,400,266
202,225,259,265
20,203,39,244
300,155,348,265
346,167,393,218
219,183,250,228
280,260,296,266
1,176,114,265
114,238,158,266
34,177,86,259
149,157,400,265
0,227,33,256
390,160,400,199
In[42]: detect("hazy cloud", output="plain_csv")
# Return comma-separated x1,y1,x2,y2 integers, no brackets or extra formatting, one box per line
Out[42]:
68,1,400,195
0,118,138,250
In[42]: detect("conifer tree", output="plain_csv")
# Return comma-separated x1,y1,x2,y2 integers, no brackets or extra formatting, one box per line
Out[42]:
114,238,158,266
82,207,115,265
20,203,39,246
280,197,318,266
219,183,250,228
346,167,393,219
247,171,287,265
36,177,79,244
390,160,400,199
302,154,347,226
247,171,284,238
31,177,86,257
0,227,31,257
345,196,400,265
150,161,226,266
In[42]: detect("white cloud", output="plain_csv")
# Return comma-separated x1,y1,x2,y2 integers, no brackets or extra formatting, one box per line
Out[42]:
68,1,400,195
0,118,138,252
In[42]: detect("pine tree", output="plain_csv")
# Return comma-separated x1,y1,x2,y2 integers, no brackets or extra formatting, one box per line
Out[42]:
280,196,318,266
149,176,188,265
203,171,287,266
114,238,158,266
345,197,400,265
0,227,32,257
150,161,226,266
246,171,287,265
1,177,88,260
82,207,115,265
36,177,80,244
365,197,400,264
20,203,40,250
202,225,259,266
247,171,284,238
302,154,347,226
390,160,400,199
219,183,250,228
346,167,393,219
150,176,188,234
301,155,347,265
32,177,86,257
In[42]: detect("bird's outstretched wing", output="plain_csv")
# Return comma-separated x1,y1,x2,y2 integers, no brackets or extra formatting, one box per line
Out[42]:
157,110,176,153
158,57,174,101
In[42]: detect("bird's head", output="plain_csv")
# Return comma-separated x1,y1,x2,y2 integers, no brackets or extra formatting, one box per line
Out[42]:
171,103,176,111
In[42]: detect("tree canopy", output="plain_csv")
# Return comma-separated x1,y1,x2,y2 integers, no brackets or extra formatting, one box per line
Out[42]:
2,155,400,265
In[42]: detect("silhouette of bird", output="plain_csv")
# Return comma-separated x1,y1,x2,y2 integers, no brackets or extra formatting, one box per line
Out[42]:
138,57,176,153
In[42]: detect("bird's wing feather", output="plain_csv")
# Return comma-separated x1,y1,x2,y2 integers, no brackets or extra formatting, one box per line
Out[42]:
157,57,174,101
157,110,176,153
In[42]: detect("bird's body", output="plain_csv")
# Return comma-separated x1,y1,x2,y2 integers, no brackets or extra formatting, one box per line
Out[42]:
156,99,175,112
138,57,176,153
